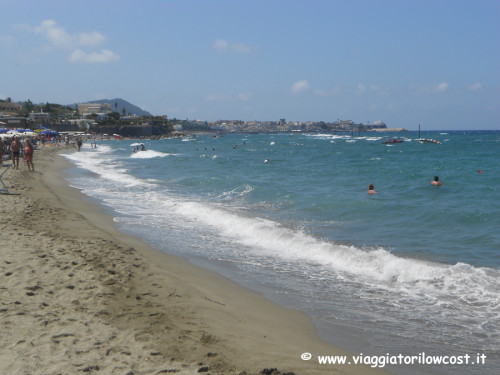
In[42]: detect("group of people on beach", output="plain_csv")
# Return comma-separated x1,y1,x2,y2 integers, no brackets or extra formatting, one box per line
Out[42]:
0,136,35,171
368,176,442,194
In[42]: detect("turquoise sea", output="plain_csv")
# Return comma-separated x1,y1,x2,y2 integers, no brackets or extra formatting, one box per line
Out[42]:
64,130,499,375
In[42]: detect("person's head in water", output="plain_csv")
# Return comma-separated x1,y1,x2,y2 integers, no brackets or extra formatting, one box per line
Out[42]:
431,176,443,186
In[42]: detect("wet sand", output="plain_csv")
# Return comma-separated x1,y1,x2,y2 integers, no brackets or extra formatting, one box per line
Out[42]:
0,146,388,375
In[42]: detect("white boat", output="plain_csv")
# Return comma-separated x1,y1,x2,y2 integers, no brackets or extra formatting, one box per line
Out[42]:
418,124,440,144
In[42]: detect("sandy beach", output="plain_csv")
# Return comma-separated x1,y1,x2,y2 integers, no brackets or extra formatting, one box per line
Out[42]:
0,146,388,375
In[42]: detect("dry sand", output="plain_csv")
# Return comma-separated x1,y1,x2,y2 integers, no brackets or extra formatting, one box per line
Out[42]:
0,146,388,375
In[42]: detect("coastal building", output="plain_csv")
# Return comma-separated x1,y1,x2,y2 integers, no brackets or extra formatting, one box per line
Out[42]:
371,121,387,129
0,100,21,112
78,102,112,118
29,112,51,122
0,115,29,129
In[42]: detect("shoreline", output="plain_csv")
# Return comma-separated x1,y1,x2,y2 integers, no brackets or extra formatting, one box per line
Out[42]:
0,146,388,374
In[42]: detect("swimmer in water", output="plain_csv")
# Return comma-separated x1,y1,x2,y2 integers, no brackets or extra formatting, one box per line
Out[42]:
431,176,443,187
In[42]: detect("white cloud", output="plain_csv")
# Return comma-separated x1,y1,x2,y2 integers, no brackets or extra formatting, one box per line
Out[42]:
213,39,255,54
76,31,106,47
412,82,451,95
231,43,252,54
238,92,252,101
31,20,117,63
291,80,310,94
36,20,71,48
213,39,228,52
68,49,120,63
356,84,367,95
468,82,481,91
372,85,389,96
435,82,449,92
35,20,105,49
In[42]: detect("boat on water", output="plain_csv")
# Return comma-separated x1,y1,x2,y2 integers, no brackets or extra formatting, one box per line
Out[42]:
419,138,440,144
418,124,440,144
382,139,404,144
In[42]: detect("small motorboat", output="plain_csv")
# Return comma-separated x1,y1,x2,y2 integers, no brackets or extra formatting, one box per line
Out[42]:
418,124,440,144
419,138,441,144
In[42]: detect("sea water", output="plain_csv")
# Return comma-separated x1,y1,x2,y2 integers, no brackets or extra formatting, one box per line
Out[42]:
64,131,499,375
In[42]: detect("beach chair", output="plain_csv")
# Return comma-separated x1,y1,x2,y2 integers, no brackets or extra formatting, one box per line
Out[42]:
0,164,11,194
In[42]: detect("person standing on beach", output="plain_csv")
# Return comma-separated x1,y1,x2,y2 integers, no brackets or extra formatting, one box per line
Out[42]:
368,184,376,194
77,137,82,151
10,136,21,169
24,139,34,171
0,138,5,166
431,176,443,187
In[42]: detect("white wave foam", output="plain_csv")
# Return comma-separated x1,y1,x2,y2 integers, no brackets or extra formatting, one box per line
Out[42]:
130,150,169,159
170,199,500,312
218,184,254,199
64,146,147,187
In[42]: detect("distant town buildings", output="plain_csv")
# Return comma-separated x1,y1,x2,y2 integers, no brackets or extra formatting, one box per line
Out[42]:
78,102,112,118
1,97,408,134
371,121,387,129
0,100,21,112
29,112,51,122
202,119,400,133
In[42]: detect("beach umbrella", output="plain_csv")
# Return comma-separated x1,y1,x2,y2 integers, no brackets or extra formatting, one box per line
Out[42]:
40,130,60,136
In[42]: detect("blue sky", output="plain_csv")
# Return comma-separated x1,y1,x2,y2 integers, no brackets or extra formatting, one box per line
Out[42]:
0,0,498,130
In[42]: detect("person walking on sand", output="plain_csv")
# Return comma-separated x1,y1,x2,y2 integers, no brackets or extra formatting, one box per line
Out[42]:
0,138,5,167
10,136,21,169
77,137,83,151
24,139,34,171
431,176,443,187
368,184,376,194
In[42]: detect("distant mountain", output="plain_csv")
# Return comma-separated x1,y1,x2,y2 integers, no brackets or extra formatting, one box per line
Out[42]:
85,98,152,117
